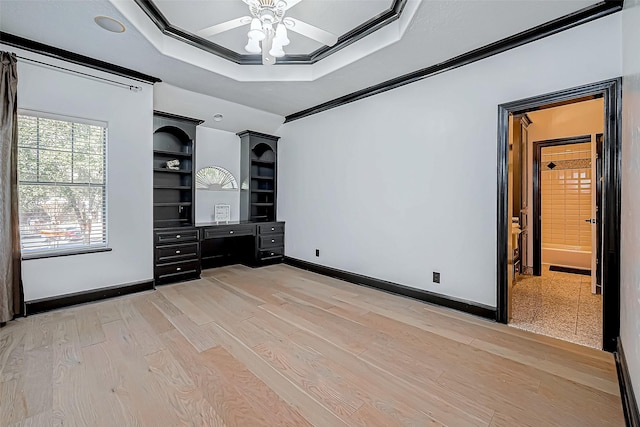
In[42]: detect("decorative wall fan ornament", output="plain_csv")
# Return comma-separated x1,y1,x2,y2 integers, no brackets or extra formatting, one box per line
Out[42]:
196,166,239,191
196,0,338,65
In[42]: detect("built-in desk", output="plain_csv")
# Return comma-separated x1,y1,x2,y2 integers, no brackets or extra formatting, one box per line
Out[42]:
153,221,284,285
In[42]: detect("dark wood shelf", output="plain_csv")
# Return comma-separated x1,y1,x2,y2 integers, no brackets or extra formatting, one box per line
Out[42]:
253,176,274,180
251,159,275,165
153,149,192,158
251,189,274,193
154,202,193,207
154,168,192,174
154,219,190,224
251,202,274,207
154,185,192,190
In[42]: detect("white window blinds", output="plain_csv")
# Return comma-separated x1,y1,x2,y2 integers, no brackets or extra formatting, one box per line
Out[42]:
17,114,107,255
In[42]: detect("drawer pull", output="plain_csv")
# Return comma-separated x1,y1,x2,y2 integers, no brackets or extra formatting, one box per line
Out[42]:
271,227,275,231
176,250,181,254
270,252,275,256
271,239,275,243
176,235,181,239
176,267,182,271
230,231,234,234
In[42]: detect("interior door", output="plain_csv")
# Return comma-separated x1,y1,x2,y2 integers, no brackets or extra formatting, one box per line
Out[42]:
520,116,530,272
592,134,603,293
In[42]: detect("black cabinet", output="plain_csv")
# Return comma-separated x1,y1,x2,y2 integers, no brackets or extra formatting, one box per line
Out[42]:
238,131,279,222
153,111,204,285
255,221,285,264
152,125,283,286
200,223,256,269
153,221,285,285
154,227,201,285
153,111,203,228
199,221,285,269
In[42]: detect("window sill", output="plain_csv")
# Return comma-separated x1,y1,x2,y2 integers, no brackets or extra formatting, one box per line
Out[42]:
22,247,112,260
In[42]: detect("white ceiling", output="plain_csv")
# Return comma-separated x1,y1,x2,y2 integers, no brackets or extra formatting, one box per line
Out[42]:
0,0,600,123
154,0,394,55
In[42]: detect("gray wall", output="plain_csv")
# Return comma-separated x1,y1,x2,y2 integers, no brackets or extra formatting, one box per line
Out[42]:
621,0,640,409
3,44,155,301
278,14,622,307
195,127,241,223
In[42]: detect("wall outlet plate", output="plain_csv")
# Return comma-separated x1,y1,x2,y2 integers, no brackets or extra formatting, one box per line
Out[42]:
433,272,441,284
315,249,320,257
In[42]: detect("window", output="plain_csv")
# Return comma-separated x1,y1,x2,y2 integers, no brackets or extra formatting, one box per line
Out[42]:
17,113,107,256
195,166,238,190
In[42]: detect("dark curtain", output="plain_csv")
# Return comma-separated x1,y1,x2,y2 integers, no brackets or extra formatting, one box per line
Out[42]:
0,51,23,323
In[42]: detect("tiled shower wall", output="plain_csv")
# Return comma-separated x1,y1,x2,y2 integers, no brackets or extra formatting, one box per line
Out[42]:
540,142,592,249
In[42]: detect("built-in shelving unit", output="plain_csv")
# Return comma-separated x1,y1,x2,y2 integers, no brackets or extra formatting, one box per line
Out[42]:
152,111,204,286
238,131,280,222
153,111,203,228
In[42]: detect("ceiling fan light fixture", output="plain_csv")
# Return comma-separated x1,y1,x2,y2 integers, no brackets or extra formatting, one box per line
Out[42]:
248,18,265,41
245,38,262,54
274,23,290,46
269,43,285,58
197,0,338,65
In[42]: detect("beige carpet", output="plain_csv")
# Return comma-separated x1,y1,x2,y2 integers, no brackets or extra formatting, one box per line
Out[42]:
510,264,602,349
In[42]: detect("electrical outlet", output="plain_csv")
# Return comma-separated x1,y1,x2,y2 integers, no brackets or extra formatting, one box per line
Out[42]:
433,272,441,284
315,249,320,257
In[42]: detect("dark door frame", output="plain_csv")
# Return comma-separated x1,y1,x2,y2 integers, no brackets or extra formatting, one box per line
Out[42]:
496,78,621,352
532,135,593,277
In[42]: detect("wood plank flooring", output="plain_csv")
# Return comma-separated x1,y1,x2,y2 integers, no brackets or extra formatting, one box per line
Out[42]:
0,264,624,426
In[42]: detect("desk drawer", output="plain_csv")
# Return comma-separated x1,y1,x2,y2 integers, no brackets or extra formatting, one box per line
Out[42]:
259,234,284,249
204,225,254,239
155,242,199,263
257,223,284,235
156,259,200,280
257,247,284,262
155,229,199,244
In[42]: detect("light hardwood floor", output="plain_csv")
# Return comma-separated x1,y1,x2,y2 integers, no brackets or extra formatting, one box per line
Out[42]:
0,264,624,426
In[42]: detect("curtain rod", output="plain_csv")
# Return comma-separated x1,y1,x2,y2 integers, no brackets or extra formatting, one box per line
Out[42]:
15,55,143,92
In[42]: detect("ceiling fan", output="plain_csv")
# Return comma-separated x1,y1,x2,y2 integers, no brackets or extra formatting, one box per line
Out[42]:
196,0,338,65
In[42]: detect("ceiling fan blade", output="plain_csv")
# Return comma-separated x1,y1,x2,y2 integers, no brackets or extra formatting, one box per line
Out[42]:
283,17,338,46
281,0,303,10
196,16,251,38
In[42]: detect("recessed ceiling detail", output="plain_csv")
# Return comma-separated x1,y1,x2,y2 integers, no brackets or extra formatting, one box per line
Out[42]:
94,16,126,33
133,0,406,65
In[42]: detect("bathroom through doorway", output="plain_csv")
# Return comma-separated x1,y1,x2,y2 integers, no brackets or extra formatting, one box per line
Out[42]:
496,79,621,352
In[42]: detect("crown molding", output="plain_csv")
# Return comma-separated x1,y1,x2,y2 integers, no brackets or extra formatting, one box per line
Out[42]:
133,0,406,65
0,31,161,84
285,1,623,123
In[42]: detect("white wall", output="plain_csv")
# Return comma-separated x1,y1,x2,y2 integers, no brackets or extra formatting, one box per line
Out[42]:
278,14,622,307
195,127,241,223
153,83,284,134
2,44,154,301
620,0,640,409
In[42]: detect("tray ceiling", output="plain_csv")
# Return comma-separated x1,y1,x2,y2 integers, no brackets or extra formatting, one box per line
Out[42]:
0,0,605,124
150,0,396,58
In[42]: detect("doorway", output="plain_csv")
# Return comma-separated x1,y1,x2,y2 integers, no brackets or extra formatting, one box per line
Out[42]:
513,130,601,348
496,79,621,352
